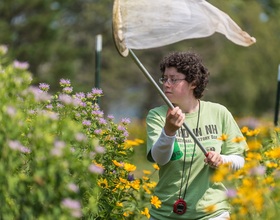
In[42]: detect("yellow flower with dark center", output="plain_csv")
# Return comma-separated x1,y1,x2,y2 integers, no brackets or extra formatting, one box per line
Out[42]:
150,196,161,208
97,178,108,188
141,207,150,218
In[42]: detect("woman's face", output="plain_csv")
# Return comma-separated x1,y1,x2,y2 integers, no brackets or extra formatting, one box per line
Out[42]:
162,67,195,105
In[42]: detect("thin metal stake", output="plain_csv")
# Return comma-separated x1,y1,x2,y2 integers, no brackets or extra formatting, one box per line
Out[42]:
274,64,280,126
129,49,208,156
95,34,102,104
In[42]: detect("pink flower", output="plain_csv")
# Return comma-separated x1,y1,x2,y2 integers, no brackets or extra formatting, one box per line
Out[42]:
95,146,105,154
226,188,237,198
88,164,104,174
8,140,31,154
60,79,71,87
91,88,103,95
82,120,91,126
39,83,50,92
61,198,82,218
67,183,79,193
13,60,29,69
121,118,131,125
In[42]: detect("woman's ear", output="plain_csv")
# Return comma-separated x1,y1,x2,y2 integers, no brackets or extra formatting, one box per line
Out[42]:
190,82,197,89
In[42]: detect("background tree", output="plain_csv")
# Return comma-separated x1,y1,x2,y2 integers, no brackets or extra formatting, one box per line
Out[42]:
0,0,279,121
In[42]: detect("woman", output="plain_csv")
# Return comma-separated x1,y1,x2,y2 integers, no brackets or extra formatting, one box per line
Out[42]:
146,51,247,219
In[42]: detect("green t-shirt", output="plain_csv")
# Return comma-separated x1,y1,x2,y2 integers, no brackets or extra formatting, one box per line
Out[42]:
146,101,247,220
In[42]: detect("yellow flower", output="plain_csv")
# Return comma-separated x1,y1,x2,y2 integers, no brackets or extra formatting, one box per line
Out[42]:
151,195,161,208
153,164,160,170
123,139,144,149
265,147,280,159
211,163,230,182
119,177,128,184
265,161,278,168
116,202,123,207
232,136,246,143
147,181,157,188
263,176,274,185
135,138,145,144
112,160,124,167
124,163,136,172
241,126,249,134
143,185,151,194
130,179,141,190
97,178,108,188
245,152,262,161
123,140,135,149
141,207,150,218
123,212,129,217
143,169,152,175
239,206,248,215
92,161,105,169
246,128,260,136
142,176,149,181
217,134,228,141
247,140,262,151
114,182,124,190
204,204,216,213
119,151,127,155
242,178,253,188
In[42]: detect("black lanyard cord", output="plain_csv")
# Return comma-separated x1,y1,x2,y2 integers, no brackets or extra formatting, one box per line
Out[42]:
178,101,201,200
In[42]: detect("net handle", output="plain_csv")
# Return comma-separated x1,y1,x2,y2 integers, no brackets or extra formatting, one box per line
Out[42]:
129,49,209,156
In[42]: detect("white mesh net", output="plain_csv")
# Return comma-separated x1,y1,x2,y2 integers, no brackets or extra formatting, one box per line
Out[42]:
113,0,256,56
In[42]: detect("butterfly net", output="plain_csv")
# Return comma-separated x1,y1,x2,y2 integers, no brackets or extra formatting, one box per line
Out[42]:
113,0,256,57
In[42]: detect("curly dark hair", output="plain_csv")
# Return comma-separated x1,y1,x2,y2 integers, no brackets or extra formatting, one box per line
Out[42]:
159,51,210,99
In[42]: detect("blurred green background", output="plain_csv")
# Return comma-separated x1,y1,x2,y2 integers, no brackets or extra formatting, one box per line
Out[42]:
1,0,280,121
1,0,280,192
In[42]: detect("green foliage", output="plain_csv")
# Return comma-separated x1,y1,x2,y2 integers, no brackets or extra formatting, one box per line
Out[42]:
0,45,101,219
0,45,159,219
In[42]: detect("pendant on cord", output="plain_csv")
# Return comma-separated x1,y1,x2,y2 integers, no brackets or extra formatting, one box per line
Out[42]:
173,198,187,215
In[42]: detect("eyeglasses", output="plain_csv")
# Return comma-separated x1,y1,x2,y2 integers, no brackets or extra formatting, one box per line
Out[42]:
159,77,186,85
